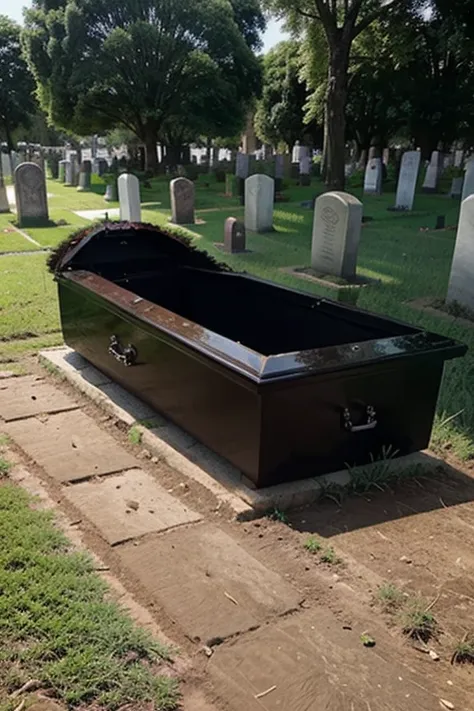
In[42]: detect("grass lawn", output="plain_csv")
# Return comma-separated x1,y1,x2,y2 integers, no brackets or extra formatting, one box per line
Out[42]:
1,173,473,459
0,480,179,711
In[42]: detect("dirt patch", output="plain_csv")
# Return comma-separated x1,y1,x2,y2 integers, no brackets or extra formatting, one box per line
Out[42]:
408,296,474,330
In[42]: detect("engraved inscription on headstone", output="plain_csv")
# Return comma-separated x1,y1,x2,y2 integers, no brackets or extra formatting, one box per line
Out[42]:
311,191,363,280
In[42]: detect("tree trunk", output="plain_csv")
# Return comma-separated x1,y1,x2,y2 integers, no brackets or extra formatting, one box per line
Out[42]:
325,46,349,191
321,107,328,182
144,128,159,174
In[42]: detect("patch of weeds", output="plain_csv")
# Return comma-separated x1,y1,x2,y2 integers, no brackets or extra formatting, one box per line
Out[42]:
317,479,347,506
0,457,11,475
377,583,405,611
267,508,289,524
399,597,438,643
320,546,340,564
0,484,178,710
128,425,143,446
347,445,400,494
303,536,323,554
0,433,11,446
452,634,474,664
431,412,474,461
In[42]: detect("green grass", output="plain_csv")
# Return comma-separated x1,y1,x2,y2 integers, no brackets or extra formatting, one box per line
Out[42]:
398,597,438,643
0,483,179,710
377,583,405,611
2,174,474,461
453,634,474,664
320,546,340,564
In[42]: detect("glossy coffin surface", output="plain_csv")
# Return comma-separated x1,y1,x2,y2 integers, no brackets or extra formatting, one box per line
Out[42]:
52,223,467,488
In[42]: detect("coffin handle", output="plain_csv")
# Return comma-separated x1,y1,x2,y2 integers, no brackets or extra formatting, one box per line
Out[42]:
343,405,377,433
108,335,137,367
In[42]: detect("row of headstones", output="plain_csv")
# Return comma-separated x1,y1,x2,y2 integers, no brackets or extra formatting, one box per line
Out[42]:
364,150,474,209
169,174,275,234
235,152,313,186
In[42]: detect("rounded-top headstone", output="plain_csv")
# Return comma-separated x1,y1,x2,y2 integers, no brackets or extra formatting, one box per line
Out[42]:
118,173,141,222
224,217,246,253
14,162,49,227
170,177,195,225
311,191,362,281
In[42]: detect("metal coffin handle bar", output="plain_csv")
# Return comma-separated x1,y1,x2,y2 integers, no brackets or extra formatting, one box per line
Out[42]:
343,405,377,433
108,335,137,367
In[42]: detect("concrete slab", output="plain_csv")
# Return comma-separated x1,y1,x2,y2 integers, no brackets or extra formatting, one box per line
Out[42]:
119,524,302,645
74,208,120,221
64,468,202,544
0,375,79,421
5,409,137,482
39,347,439,518
208,609,438,711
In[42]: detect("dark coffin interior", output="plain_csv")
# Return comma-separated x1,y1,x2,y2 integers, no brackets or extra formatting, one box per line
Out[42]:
53,223,467,487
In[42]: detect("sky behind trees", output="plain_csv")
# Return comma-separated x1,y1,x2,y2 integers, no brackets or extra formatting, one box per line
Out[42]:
1,0,287,51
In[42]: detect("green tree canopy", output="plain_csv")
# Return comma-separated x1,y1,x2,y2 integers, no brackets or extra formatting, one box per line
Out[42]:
22,0,263,172
0,15,37,152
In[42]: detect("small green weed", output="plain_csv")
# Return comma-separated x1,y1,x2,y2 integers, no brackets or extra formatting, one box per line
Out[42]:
128,425,143,446
452,634,474,664
399,597,438,643
0,433,11,446
377,583,405,611
320,546,339,565
268,508,289,524
303,536,323,554
0,457,11,475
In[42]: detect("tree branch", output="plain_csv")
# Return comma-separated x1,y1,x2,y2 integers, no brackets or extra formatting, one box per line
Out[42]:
353,0,403,38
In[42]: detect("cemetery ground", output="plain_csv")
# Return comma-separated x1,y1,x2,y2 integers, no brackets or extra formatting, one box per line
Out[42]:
2,175,474,709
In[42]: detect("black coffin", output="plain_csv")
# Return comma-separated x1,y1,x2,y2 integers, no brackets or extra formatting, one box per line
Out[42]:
50,222,467,488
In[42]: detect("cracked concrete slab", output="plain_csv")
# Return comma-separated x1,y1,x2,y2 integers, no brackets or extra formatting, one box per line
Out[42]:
118,523,302,645
0,375,79,422
5,409,137,482
64,468,202,544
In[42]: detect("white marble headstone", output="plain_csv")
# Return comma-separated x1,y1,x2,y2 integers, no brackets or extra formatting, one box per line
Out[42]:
1,153,11,178
461,159,474,202
364,158,382,195
454,150,464,168
395,151,421,210
244,174,274,232
311,191,363,280
447,195,474,310
422,151,440,192
118,173,141,222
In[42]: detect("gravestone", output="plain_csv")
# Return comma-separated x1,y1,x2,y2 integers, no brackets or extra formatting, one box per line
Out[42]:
461,159,474,202
14,162,49,227
395,151,421,210
170,177,195,224
104,181,118,202
77,160,92,192
236,153,250,206
454,150,464,168
244,174,274,233
299,156,311,186
64,160,73,187
225,173,236,197
311,191,363,281
1,153,11,178
95,158,108,176
422,151,440,192
0,183,8,213
274,155,285,198
447,195,474,310
223,218,246,253
58,160,67,183
450,177,464,198
364,158,382,195
69,152,78,186
118,173,141,222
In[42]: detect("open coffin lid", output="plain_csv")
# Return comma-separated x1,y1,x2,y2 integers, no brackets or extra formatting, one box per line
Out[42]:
50,221,467,384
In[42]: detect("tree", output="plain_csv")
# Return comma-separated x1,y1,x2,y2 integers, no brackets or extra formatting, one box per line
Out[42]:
265,0,413,189
22,0,263,173
0,15,37,152
255,40,321,150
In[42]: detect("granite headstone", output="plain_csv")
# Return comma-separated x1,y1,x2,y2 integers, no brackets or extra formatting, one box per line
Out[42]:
422,151,440,192
77,160,92,192
395,151,421,210
223,218,246,253
244,174,274,233
364,158,382,195
170,177,195,224
311,191,363,280
14,162,49,227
